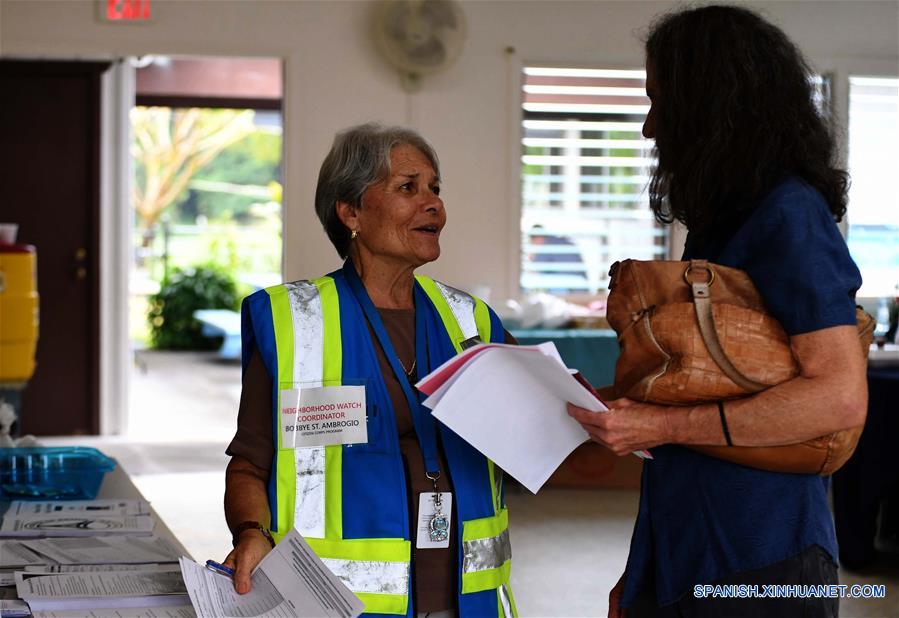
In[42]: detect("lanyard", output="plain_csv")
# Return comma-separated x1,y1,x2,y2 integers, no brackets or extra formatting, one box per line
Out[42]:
342,261,442,479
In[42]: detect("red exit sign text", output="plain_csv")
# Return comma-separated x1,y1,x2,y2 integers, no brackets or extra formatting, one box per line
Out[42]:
101,0,152,23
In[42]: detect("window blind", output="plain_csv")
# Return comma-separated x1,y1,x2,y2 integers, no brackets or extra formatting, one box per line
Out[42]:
520,67,666,294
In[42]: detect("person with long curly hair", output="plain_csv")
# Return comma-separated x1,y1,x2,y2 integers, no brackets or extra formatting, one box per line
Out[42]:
568,5,865,617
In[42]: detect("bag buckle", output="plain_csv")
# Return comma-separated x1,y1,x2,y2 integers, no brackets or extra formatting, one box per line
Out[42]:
683,262,716,287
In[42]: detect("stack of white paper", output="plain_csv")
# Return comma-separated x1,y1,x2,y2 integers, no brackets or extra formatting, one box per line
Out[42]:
0,540,50,569
417,342,650,494
30,607,196,618
14,569,190,612
20,535,181,565
1,500,154,538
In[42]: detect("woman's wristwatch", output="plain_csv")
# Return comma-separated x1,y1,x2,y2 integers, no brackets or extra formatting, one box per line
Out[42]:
232,520,275,548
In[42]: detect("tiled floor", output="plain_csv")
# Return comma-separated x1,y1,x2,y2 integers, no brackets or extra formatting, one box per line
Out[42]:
42,351,899,616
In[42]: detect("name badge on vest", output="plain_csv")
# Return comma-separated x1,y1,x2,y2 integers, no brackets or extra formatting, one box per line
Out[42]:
280,385,368,449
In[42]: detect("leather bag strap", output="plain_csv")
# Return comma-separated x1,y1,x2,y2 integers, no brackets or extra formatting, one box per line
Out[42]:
687,260,770,393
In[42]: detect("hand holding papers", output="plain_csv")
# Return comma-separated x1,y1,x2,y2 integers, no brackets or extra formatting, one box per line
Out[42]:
417,342,650,493
180,529,363,618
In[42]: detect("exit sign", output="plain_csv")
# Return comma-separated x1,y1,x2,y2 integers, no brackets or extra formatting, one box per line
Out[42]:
100,0,152,23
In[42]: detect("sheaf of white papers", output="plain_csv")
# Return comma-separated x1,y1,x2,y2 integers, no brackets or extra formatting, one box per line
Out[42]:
20,535,181,565
1,515,155,538
179,528,364,618
0,540,49,568
5,500,151,518
24,564,181,574
30,606,196,618
14,569,190,611
417,342,650,494
1,500,155,538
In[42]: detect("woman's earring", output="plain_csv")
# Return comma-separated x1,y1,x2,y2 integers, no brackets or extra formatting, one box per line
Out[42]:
350,229,358,240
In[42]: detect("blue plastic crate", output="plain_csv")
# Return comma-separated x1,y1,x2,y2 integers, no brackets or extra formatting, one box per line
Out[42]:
0,447,116,500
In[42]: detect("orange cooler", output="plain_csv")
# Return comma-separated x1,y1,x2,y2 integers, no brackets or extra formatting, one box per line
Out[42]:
0,244,39,382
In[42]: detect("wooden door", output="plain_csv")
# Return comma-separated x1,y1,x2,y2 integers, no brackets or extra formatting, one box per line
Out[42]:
0,60,109,435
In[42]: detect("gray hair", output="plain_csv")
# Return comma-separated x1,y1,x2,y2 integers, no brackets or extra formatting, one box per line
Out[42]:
315,122,441,258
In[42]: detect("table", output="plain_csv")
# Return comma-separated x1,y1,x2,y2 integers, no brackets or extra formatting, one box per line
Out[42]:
0,457,192,556
509,328,619,388
0,458,193,613
832,367,899,569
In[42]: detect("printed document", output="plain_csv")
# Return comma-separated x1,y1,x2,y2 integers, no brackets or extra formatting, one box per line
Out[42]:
1,515,155,537
180,529,363,618
30,607,196,618
4,500,151,518
24,564,182,574
1,500,155,538
14,569,189,611
20,535,181,565
0,540,49,568
418,342,649,493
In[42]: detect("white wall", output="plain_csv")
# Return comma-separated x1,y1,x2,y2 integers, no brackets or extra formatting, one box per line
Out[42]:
2,0,897,300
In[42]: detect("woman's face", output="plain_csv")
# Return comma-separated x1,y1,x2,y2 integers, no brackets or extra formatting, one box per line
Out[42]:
349,144,446,269
642,60,659,140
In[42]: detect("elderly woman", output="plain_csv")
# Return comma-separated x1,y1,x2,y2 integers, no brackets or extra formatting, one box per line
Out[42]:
222,124,515,618
569,6,866,618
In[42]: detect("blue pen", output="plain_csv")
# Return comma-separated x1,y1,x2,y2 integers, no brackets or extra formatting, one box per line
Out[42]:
205,560,235,578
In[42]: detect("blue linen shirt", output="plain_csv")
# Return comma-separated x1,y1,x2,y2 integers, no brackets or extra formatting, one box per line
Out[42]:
620,177,863,608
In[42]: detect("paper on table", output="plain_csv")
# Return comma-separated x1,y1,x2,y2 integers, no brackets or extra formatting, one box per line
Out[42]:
5,500,151,518
14,569,189,611
0,540,49,568
24,564,182,574
30,607,196,618
180,529,363,618
1,499,155,538
20,535,181,565
1,515,155,538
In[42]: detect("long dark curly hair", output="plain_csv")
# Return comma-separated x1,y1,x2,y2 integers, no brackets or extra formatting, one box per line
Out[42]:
644,4,849,240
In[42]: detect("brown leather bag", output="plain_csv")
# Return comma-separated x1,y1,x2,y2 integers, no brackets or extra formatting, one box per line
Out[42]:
602,259,875,475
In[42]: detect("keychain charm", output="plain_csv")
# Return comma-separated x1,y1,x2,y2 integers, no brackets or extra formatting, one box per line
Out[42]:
417,491,452,549
428,493,449,542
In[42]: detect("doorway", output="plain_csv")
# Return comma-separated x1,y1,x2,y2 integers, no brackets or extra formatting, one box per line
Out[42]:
1,60,110,436
125,56,283,441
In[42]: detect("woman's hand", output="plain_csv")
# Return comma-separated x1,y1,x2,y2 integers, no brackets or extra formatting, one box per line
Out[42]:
224,456,273,594
608,572,626,618
222,530,273,594
567,398,674,455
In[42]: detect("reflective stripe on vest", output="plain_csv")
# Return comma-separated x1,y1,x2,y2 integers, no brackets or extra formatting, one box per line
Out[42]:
460,508,512,594
416,276,492,350
270,277,410,614
277,280,343,540
308,537,411,615
285,281,325,537
498,582,516,618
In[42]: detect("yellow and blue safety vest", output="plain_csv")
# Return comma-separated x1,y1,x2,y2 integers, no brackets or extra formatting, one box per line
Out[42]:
240,263,516,617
